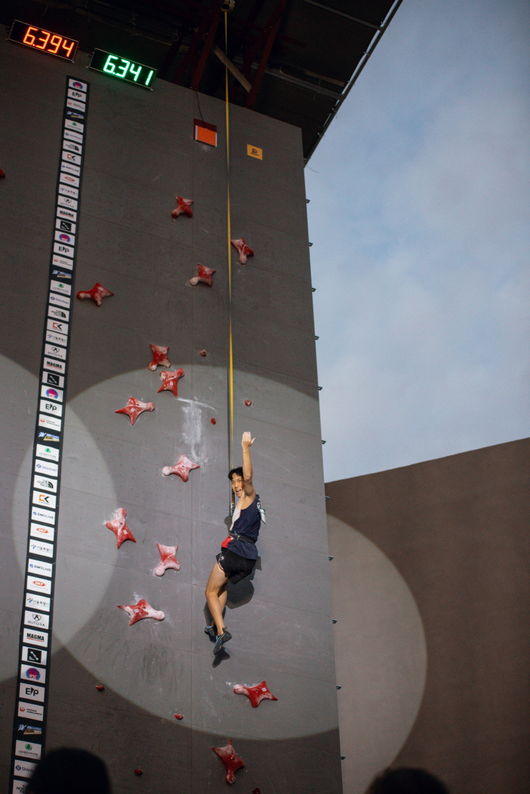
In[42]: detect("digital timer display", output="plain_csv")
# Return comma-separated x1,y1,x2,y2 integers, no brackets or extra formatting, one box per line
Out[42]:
8,20,78,61
89,49,157,90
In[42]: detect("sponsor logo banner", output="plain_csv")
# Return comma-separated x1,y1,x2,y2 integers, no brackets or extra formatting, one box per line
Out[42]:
21,664,47,684
38,400,63,419
42,370,64,388
33,474,58,493
57,194,78,209
54,229,76,245
32,491,57,510
42,356,66,374
60,160,81,176
13,777,29,792
44,342,67,360
58,184,79,200
65,118,84,132
36,431,60,444
22,646,48,665
63,129,83,144
55,217,76,233
30,506,56,526
22,628,49,648
61,150,82,165
35,444,59,462
25,593,51,612
30,524,55,542
48,291,71,309
45,330,68,347
67,87,86,101
51,254,73,269
37,414,62,432
59,171,81,187
50,279,72,296
34,459,59,477
27,559,53,578
51,268,72,281
13,757,37,777
46,319,68,336
68,77,88,91
66,97,86,111
56,205,77,221
47,305,70,321
40,384,64,402
17,722,43,738
15,739,42,760
23,609,50,629
26,576,52,595
53,241,74,257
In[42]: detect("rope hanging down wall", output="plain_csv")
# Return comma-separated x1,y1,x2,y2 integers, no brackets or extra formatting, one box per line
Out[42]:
10,76,89,793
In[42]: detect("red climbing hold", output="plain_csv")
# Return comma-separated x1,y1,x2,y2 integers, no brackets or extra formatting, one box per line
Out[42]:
0,169,5,179
174,713,184,720
212,740,245,785
95,684,105,692
117,598,165,626
171,195,193,218
233,680,278,708
115,397,155,425
134,768,143,776
199,349,208,357
158,368,185,397
154,543,181,575
148,344,171,371
231,238,254,264
76,282,113,306
244,400,252,407
105,508,137,548
210,417,217,425
162,455,200,482
189,264,216,287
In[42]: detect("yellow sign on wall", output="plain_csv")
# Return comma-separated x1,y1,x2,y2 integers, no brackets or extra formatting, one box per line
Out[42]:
246,144,263,160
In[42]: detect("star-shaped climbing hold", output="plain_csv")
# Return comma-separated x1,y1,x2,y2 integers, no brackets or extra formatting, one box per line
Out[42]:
115,397,155,425
105,507,137,548
233,680,278,708
117,598,165,626
171,195,193,218
148,344,171,371
161,455,200,482
158,369,185,397
154,543,181,575
212,740,245,785
76,282,113,306
189,264,216,287
231,238,254,264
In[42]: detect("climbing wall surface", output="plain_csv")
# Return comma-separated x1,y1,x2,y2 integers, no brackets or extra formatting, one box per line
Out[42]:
0,34,342,793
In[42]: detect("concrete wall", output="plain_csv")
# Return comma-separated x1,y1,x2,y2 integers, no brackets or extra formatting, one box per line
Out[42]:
326,439,530,794
0,34,342,793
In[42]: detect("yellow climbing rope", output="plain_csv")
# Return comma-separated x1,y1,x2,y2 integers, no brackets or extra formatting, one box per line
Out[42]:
223,9,235,468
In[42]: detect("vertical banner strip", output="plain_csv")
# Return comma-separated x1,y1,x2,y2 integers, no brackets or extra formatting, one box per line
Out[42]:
10,76,89,793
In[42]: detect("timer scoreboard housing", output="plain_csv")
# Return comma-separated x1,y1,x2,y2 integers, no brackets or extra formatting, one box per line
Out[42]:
89,48,157,90
8,19,78,61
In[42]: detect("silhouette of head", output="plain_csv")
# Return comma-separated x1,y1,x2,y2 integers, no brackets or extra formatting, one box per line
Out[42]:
366,767,450,794
26,748,111,794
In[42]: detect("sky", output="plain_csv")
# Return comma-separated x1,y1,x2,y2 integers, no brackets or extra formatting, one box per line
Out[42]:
305,0,529,482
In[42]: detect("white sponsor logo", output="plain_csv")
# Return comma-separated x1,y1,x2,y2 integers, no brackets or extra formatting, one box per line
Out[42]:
47,319,69,336
42,370,64,388
59,171,80,186
36,444,59,462
33,474,58,493
66,97,86,111
45,330,68,347
60,160,81,176
30,523,55,542
68,78,87,91
43,356,66,373
13,756,37,777
44,342,67,360
57,195,78,209
51,254,73,269
12,777,28,792
15,739,42,760
27,558,53,577
54,229,76,245
26,576,52,595
28,539,54,559
40,383,64,401
65,118,84,132
23,612,50,631
21,663,47,684
32,490,57,509
51,278,72,295
58,184,79,199
34,459,59,477
48,292,71,309
24,593,51,611
56,206,77,221
61,150,82,165
30,506,55,525
63,129,83,144
22,628,49,647
53,241,75,258
48,305,70,321
39,400,63,419
37,414,62,432
22,646,48,665
67,88,86,101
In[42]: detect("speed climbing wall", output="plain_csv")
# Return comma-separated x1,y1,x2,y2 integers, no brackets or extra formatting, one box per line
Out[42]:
0,31,342,794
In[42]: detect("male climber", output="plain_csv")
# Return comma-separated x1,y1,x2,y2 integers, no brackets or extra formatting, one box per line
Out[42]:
204,431,263,655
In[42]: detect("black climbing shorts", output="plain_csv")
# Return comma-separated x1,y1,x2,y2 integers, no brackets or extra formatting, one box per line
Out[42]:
216,549,256,584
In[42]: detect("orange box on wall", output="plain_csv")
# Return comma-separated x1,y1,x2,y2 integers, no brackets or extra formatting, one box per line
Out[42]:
194,119,217,146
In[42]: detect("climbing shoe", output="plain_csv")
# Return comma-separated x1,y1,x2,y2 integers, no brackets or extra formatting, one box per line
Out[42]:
213,630,232,655
204,625,216,641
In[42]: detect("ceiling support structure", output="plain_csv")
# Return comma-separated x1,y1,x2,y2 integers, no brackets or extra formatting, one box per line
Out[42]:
246,0,288,109
191,3,222,91
304,0,381,31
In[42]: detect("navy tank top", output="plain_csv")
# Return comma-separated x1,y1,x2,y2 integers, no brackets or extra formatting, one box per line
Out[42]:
221,494,264,560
